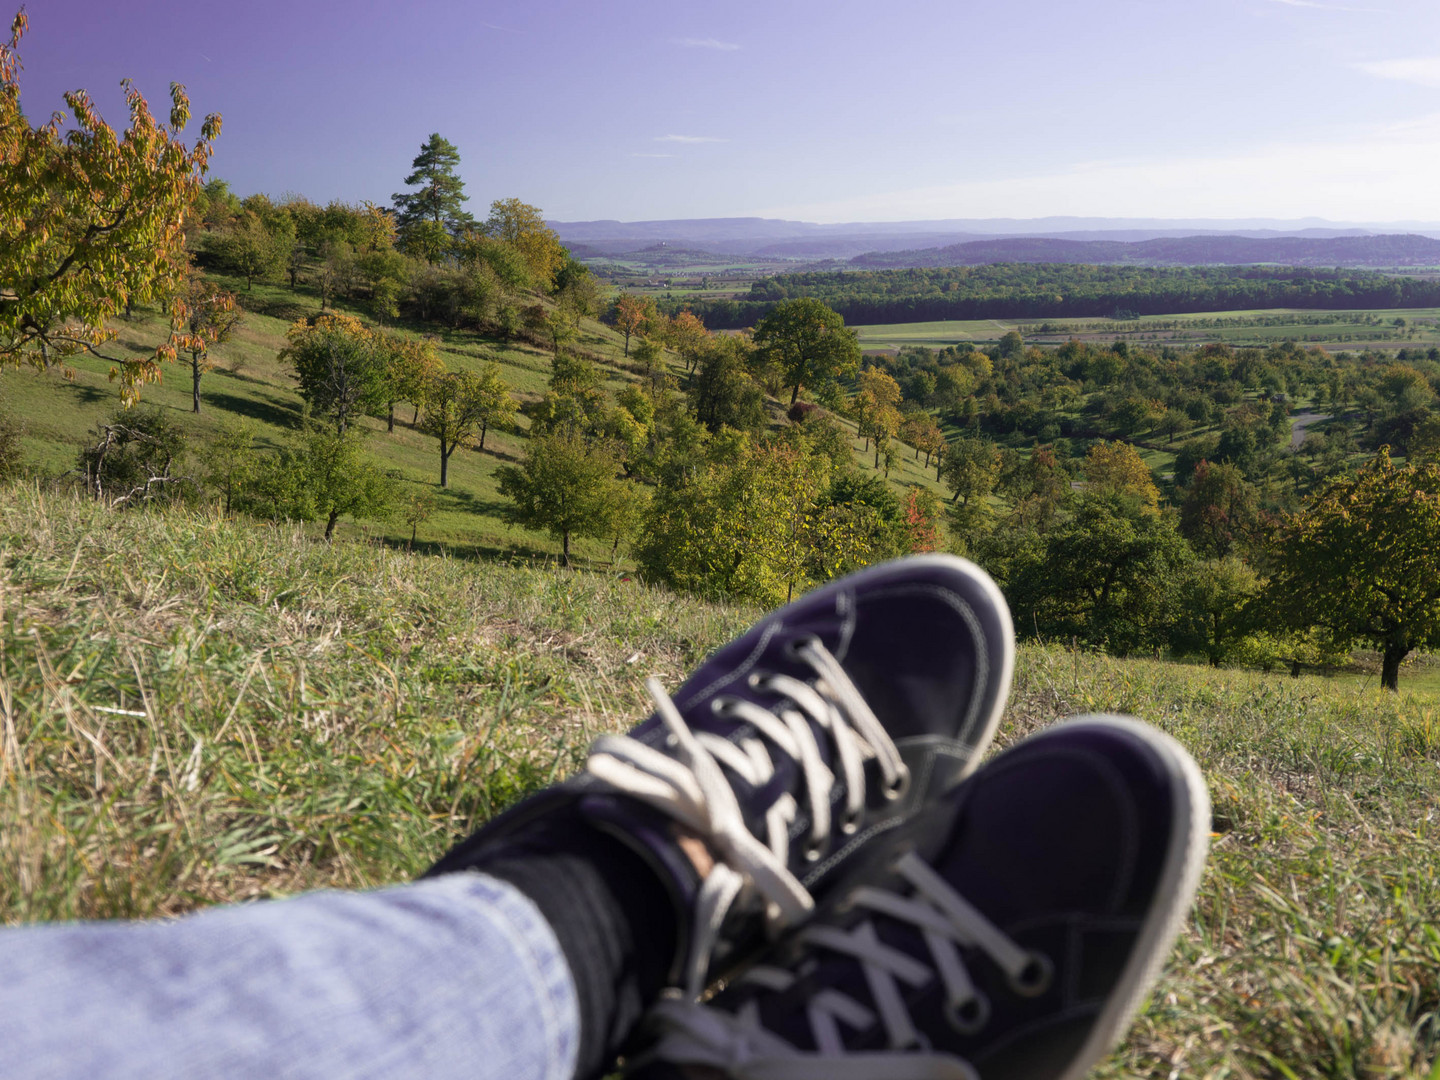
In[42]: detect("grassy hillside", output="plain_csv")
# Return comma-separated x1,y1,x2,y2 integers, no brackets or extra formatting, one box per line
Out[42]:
1,487,1435,1077
0,273,951,561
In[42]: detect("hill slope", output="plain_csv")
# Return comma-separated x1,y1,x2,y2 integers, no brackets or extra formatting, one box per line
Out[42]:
2,489,1436,1077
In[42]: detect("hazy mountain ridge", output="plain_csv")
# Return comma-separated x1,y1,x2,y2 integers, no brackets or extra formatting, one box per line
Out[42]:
852,233,1440,269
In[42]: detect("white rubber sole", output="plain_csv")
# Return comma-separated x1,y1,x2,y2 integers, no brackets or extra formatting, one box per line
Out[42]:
1045,714,1212,1080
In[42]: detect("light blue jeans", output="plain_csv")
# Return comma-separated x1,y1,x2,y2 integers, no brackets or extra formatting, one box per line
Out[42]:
0,873,580,1080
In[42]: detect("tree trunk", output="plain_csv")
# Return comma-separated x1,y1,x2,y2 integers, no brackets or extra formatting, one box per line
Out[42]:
325,509,340,541
874,447,880,468
623,330,631,358
440,442,451,487
610,537,620,563
191,355,203,414
790,384,800,406
412,405,420,426
1381,641,1408,692
562,530,571,568
409,524,417,551
387,401,395,433
478,420,488,452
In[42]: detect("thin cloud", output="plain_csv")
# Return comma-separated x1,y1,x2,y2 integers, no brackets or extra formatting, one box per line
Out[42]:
675,37,740,51
630,152,675,158
654,134,726,144
1265,0,1379,10
1353,56,1440,87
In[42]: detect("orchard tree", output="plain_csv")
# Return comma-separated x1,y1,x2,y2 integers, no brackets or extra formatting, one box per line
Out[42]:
280,314,386,434
497,430,628,566
1084,441,1160,511
1266,452,1440,691
392,133,474,240
485,198,566,291
180,276,242,413
261,424,393,541
0,11,221,402
420,370,488,486
901,413,944,465
378,331,444,432
753,298,860,406
610,293,652,358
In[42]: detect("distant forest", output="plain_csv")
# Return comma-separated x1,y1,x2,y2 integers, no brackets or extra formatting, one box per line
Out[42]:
670,265,1440,329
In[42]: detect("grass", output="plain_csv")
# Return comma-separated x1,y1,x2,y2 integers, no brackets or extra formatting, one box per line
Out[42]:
2,273,954,561
854,307,1440,352
2,486,1437,1077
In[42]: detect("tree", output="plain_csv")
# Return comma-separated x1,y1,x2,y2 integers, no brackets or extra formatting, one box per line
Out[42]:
1265,452,1440,691
280,314,387,434
497,430,628,566
204,416,258,515
752,298,860,406
378,332,444,432
266,424,393,541
1169,557,1261,667
180,277,242,413
901,413,944,466
666,309,708,373
204,210,290,289
1084,441,1160,511
420,370,486,487
0,11,222,403
1178,460,1258,558
391,134,474,242
610,293,653,358
470,361,518,452
688,335,766,435
902,487,944,552
485,198,566,291
940,437,1002,509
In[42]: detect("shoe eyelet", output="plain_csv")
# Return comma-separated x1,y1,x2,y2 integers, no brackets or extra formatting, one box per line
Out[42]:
882,767,911,802
944,993,991,1035
840,816,860,836
803,841,824,862
710,696,735,717
1009,951,1054,998
746,671,771,691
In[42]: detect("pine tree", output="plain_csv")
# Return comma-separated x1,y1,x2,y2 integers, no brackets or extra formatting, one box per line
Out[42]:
391,134,475,237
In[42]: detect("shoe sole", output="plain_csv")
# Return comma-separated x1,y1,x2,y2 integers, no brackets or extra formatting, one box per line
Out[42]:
1044,714,1211,1080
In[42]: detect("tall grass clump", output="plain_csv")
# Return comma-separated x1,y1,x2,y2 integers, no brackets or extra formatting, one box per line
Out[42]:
2,483,1437,1077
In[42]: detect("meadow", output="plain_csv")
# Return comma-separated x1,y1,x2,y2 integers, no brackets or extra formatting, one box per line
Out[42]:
1,486,1435,1078
1,274,951,561
853,307,1440,352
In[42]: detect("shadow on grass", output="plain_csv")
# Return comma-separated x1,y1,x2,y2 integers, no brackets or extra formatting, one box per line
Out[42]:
205,391,304,428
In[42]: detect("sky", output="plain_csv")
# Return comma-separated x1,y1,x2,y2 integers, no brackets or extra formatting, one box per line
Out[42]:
13,0,1440,224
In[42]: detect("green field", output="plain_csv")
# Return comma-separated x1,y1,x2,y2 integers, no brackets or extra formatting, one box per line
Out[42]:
2,489,1436,1078
855,307,1440,352
1,273,952,562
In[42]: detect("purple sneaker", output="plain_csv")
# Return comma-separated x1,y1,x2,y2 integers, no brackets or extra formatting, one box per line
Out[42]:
425,555,1014,996
631,715,1211,1080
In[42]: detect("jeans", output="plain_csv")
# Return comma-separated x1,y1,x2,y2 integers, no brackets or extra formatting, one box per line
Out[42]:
0,873,580,1080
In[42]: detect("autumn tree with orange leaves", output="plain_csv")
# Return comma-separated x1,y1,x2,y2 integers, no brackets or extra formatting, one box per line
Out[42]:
0,11,221,403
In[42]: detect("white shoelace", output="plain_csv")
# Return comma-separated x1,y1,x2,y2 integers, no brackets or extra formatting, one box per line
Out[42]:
638,852,1049,1080
585,638,909,999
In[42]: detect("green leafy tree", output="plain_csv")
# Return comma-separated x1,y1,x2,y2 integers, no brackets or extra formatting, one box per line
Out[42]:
280,314,387,434
497,430,628,566
485,198,566,291
752,298,861,406
1178,459,1258,558
688,335,766,435
939,437,1002,532
1168,556,1261,667
204,416,258,514
378,331,444,432
391,134,475,243
266,425,394,541
0,11,221,403
420,370,486,487
1265,452,1440,690
1005,494,1192,655
205,209,291,290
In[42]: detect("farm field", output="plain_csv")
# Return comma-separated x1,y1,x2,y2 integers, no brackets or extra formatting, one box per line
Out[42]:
1,488,1435,1079
854,306,1440,352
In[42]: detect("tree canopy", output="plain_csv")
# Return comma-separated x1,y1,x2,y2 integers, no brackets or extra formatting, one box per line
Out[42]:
391,133,474,240
752,297,860,406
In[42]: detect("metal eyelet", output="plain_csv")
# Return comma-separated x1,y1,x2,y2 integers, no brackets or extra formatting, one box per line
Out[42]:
710,696,735,716
840,815,860,836
944,993,991,1035
803,841,824,862
746,670,771,691
1008,952,1054,998
882,766,912,802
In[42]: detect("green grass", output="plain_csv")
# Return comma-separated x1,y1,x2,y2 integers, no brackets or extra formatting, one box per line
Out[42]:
2,488,1437,1077
854,307,1440,352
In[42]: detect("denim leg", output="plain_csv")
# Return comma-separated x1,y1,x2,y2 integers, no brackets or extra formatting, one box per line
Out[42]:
0,873,580,1080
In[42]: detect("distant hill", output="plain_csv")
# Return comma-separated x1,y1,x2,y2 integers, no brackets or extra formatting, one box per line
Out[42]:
852,234,1440,269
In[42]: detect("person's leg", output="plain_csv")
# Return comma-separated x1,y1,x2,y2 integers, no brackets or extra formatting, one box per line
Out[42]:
0,873,577,1080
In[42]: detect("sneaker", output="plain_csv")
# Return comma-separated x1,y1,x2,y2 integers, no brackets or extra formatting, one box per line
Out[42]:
629,715,1211,1080
425,555,1014,997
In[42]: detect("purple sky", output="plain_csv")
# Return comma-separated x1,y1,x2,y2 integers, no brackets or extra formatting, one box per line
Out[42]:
15,0,1440,222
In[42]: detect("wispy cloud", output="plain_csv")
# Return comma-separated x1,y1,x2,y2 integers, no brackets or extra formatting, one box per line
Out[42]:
630,152,675,158
1353,56,1440,87
675,37,739,51
654,134,726,144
